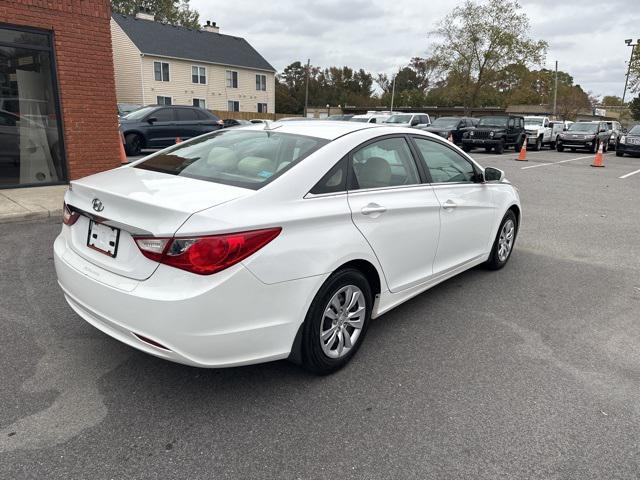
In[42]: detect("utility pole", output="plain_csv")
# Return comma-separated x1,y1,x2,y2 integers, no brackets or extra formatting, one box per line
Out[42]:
390,74,396,113
622,40,639,104
303,58,310,118
553,60,558,117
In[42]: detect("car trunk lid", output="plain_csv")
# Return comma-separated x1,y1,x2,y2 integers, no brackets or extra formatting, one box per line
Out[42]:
65,166,249,280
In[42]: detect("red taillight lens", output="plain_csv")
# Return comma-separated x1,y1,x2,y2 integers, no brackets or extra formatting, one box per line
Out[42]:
62,202,80,226
134,228,281,275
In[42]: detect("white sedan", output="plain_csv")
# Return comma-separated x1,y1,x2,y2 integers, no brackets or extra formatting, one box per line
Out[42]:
54,121,521,374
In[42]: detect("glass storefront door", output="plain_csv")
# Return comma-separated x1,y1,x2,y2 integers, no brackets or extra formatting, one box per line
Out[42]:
0,24,66,187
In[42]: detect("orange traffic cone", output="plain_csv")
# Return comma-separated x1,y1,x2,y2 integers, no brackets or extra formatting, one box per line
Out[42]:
118,131,128,164
591,141,604,168
175,137,182,144
516,137,527,161
447,132,454,143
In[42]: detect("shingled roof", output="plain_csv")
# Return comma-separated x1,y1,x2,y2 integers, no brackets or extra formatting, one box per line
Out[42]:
112,14,276,72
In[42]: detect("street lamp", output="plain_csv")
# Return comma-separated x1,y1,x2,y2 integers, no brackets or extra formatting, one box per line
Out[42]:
622,38,640,104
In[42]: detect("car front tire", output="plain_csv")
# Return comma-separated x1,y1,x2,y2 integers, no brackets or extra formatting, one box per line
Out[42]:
301,268,373,375
485,210,517,270
494,140,505,154
125,133,142,156
616,150,624,157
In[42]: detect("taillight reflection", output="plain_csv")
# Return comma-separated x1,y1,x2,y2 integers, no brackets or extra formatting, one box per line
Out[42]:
62,202,80,226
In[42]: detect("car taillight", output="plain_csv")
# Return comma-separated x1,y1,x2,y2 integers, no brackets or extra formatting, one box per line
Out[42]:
134,228,281,275
62,202,80,226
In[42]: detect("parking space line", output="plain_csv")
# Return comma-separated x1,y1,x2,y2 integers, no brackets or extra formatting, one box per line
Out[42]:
520,154,598,170
619,168,640,179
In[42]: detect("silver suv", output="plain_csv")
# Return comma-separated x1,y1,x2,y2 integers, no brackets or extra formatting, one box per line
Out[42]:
606,121,623,149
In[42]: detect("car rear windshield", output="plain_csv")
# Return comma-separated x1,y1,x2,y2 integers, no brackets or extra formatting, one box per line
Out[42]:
478,116,508,127
568,123,598,132
121,106,156,120
134,129,328,190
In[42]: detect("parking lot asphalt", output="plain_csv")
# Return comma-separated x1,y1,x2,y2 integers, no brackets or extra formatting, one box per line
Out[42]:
1,147,640,479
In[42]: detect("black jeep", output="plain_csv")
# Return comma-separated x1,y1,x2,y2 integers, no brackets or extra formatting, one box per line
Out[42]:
461,115,525,154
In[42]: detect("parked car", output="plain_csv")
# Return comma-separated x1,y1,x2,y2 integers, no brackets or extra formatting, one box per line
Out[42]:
556,121,610,153
222,118,252,128
326,114,354,121
523,116,554,150
55,123,521,374
548,120,571,148
615,124,640,157
119,105,223,155
350,112,392,124
117,103,142,117
462,115,525,154
383,113,431,128
605,121,624,149
420,116,477,145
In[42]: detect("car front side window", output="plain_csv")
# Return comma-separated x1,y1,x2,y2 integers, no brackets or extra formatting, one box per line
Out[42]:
413,137,477,184
350,137,420,190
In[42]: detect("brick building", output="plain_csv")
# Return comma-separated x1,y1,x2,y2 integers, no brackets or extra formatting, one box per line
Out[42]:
0,0,120,188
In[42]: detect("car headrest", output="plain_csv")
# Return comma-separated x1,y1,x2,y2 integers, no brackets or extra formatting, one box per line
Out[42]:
206,147,239,171
356,156,391,189
237,156,274,179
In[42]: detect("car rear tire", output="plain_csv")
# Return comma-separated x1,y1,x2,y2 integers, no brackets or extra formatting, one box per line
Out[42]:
125,133,142,156
616,150,624,157
494,140,504,154
301,268,373,375
485,210,517,270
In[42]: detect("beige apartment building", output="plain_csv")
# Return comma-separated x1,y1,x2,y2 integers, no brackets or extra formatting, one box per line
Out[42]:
111,12,276,113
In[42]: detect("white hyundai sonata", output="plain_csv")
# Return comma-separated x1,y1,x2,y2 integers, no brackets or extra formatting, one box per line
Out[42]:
54,121,520,374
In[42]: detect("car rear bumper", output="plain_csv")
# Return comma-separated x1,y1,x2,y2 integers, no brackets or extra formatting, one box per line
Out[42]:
54,232,325,368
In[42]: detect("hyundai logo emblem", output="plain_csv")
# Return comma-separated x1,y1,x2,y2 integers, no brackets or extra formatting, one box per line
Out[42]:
92,198,104,212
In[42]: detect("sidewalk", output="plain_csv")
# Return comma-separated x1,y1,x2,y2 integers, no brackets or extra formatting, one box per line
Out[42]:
0,185,67,224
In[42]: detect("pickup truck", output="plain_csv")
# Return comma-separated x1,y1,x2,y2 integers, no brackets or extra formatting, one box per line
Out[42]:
524,116,556,150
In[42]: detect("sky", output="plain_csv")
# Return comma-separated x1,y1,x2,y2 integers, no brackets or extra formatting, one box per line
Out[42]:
191,0,640,98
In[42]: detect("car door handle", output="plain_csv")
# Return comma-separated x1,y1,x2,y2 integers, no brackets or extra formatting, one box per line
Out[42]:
361,203,387,215
442,200,457,209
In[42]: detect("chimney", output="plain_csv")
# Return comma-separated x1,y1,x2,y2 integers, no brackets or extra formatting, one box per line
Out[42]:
135,7,155,21
202,20,220,33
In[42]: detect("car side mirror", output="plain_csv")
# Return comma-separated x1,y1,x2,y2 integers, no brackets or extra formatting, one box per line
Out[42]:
147,116,157,124
411,119,419,126
483,167,504,182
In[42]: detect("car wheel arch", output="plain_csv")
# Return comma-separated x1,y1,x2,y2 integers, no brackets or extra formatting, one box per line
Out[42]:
124,130,147,146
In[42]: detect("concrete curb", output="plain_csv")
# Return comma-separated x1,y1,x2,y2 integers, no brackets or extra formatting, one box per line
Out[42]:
0,185,67,225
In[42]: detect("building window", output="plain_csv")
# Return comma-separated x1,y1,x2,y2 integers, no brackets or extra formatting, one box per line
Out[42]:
154,61,170,82
227,100,240,112
256,74,267,91
191,65,206,84
0,25,66,187
156,96,172,105
192,98,206,108
257,103,267,113
226,70,238,88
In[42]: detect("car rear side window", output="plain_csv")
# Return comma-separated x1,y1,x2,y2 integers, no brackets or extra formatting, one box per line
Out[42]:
176,109,199,121
152,108,174,122
413,137,477,184
350,137,420,190
310,157,347,195
135,130,328,190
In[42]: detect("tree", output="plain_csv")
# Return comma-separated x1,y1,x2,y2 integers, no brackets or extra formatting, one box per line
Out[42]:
429,0,547,110
629,96,640,121
601,95,624,106
628,47,640,95
555,84,591,120
111,0,200,29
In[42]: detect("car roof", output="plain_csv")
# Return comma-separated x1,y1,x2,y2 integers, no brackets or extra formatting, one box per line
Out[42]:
239,120,376,140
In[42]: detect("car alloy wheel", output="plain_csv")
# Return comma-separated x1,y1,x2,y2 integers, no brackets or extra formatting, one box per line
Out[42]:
301,268,372,374
320,285,366,359
497,219,515,262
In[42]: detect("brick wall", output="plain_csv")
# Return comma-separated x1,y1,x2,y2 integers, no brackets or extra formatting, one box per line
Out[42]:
0,0,120,181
